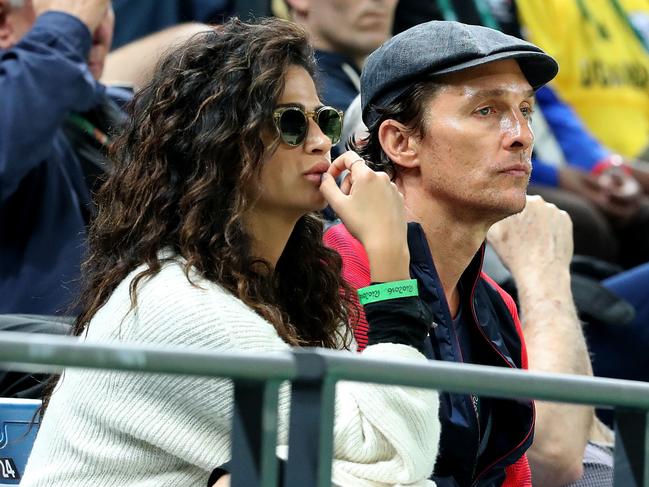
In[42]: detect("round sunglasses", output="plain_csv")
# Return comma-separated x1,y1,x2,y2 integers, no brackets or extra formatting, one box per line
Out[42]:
272,105,344,147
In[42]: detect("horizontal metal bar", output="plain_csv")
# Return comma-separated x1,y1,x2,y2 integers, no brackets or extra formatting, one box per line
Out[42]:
1,333,649,410
0,331,296,381
315,348,649,409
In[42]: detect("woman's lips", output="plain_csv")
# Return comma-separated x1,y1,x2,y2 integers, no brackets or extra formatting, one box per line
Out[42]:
304,161,330,183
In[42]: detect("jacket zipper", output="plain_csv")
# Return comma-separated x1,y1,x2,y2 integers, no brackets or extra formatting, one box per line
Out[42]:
468,250,535,485
449,292,481,481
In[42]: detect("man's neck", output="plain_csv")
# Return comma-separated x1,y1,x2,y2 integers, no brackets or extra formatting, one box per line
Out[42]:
402,188,491,316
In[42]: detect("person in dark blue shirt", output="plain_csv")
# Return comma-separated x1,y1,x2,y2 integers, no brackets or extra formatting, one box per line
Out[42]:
0,0,125,315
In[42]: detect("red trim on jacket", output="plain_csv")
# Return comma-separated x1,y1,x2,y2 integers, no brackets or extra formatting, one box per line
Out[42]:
480,273,528,370
479,273,534,487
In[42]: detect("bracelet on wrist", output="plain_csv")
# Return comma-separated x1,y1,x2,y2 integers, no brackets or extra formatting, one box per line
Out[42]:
358,279,418,306
591,154,631,176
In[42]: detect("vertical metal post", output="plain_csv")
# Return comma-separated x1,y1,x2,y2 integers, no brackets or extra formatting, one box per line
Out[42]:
231,380,280,487
614,408,649,486
234,0,271,20
283,351,336,487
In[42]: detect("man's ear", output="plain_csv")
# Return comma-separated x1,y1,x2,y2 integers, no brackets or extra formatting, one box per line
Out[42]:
378,119,421,170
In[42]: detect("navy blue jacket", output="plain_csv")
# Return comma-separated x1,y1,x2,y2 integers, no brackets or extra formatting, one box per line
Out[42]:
324,223,535,487
0,13,123,314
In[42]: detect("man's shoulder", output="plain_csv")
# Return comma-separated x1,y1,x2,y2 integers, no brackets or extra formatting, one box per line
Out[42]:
323,224,371,288
325,224,362,253
324,224,369,262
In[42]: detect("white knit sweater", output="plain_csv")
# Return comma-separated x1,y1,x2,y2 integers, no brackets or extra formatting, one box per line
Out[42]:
22,259,439,486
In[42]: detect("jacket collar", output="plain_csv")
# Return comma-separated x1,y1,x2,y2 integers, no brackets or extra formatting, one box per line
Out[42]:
407,222,485,313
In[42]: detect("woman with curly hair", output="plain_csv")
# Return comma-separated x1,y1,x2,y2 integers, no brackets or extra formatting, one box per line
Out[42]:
22,17,439,487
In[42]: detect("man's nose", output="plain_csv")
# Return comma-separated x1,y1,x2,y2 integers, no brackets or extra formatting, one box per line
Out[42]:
502,111,534,152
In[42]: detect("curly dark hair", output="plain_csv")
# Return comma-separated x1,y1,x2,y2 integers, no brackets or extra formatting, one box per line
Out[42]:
70,17,354,350
352,80,442,178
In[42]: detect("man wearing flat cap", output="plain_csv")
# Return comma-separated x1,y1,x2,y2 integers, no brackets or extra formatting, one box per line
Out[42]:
325,20,560,487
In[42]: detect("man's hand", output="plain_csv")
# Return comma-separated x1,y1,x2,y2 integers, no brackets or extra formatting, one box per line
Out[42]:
629,159,649,195
487,195,573,284
559,166,642,221
490,195,594,487
33,0,110,33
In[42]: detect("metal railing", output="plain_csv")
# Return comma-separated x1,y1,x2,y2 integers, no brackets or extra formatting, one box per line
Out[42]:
0,330,648,486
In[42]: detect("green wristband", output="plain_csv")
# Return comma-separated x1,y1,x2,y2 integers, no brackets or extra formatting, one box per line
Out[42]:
357,279,419,306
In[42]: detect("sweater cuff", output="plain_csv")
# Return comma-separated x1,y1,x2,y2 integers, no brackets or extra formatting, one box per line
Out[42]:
26,11,92,62
364,296,431,354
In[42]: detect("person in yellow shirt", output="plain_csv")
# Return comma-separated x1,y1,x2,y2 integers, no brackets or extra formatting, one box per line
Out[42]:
517,0,649,159
621,0,649,52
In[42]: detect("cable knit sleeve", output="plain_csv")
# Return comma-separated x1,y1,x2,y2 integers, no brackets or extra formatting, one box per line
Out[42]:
329,345,439,487
214,275,440,486
22,261,439,487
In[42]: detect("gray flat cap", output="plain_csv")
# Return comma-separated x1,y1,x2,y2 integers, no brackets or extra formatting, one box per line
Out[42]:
361,20,558,127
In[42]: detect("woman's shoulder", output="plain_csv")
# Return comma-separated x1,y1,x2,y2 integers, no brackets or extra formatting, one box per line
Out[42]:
120,256,240,314
87,256,282,350
136,256,228,301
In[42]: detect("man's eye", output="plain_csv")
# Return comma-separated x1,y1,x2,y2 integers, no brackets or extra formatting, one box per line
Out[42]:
521,106,535,119
477,107,492,116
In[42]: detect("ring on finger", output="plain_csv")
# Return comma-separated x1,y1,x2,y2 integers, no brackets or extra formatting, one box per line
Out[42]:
350,158,365,168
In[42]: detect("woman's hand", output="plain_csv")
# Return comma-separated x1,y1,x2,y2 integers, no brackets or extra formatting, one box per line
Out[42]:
320,151,410,282
558,166,641,221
